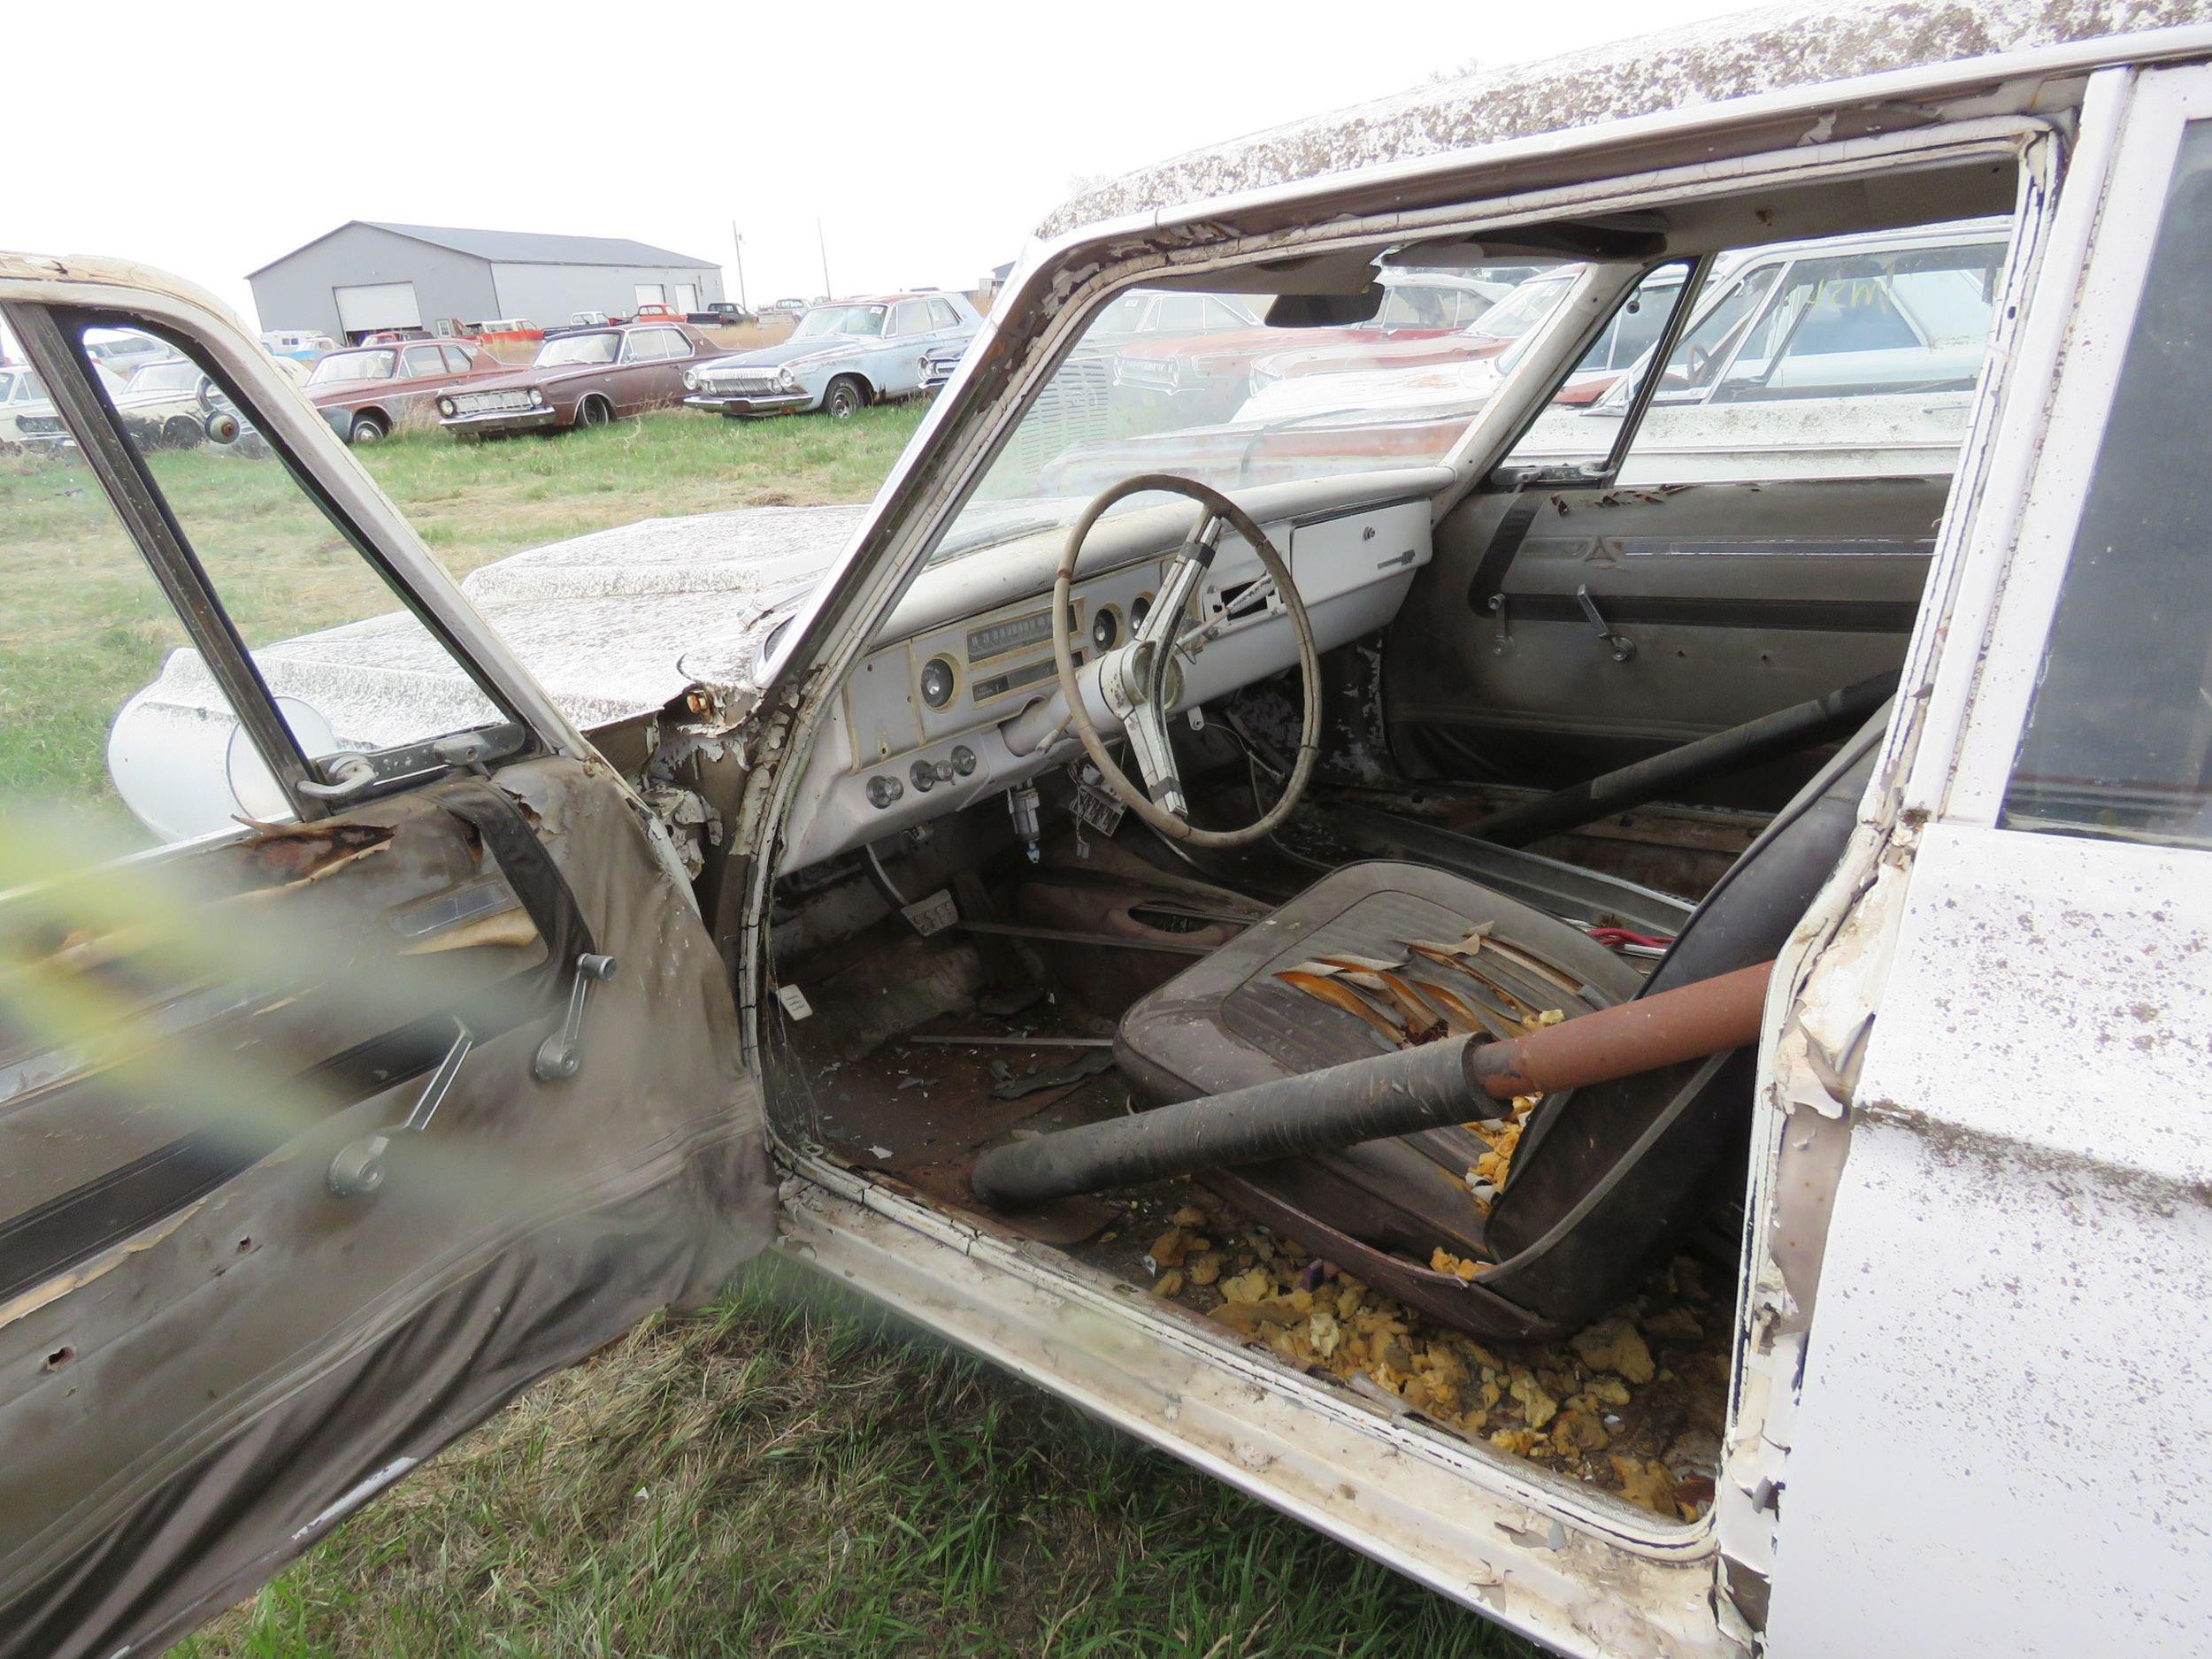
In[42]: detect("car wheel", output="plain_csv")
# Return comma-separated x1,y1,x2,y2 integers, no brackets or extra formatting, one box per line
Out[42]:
824,376,866,419
161,414,205,449
576,396,613,429
349,411,388,445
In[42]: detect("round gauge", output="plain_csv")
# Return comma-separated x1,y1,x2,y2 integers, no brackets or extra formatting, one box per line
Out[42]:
919,656,957,710
1130,593,1154,629
1090,605,1122,653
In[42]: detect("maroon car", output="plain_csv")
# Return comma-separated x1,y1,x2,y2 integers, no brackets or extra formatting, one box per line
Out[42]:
435,323,728,438
304,340,513,445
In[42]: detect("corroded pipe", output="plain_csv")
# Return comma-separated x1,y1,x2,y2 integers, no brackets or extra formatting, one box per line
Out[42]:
970,960,1772,1210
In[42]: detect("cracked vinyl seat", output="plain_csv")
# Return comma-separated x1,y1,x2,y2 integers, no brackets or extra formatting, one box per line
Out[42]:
1115,707,1888,1340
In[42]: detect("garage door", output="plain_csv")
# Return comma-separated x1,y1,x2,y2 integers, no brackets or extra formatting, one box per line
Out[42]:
334,281,421,334
674,283,700,312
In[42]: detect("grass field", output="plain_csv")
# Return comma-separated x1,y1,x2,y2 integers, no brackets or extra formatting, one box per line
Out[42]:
4,406,1532,1657
174,1261,1532,1659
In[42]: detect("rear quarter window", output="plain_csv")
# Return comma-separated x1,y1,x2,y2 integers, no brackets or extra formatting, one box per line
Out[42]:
2002,122,2212,849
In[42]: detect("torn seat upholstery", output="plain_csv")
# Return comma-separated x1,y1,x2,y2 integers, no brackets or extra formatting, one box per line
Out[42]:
1115,710,1887,1340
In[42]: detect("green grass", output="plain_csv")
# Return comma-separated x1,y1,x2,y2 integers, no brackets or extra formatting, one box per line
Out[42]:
173,1262,1532,1659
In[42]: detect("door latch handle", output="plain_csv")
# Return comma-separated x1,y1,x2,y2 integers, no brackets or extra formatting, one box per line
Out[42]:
1487,592,1511,655
1576,585,1637,663
326,1018,475,1197
534,953,618,1081
297,752,380,801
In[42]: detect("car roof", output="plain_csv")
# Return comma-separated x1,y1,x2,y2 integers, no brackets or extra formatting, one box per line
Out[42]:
1041,1,2212,236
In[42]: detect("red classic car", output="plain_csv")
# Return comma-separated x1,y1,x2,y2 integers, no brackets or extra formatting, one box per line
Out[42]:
434,322,730,437
1109,269,1517,416
304,340,514,444
1243,265,1586,390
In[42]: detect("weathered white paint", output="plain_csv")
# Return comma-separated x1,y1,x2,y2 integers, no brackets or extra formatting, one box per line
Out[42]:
1764,823,2212,1655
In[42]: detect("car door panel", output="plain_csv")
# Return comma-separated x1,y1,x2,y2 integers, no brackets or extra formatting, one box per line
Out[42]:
0,281,773,1658
1389,472,1942,790
0,757,769,1659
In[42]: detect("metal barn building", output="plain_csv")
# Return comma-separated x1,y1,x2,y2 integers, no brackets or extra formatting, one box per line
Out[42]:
248,222,726,342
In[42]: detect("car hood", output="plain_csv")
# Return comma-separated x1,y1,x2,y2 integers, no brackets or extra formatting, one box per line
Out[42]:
711,333,876,371
123,504,868,757
461,361,611,394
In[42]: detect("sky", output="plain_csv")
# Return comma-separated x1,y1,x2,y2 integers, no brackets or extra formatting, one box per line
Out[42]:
7,0,1755,333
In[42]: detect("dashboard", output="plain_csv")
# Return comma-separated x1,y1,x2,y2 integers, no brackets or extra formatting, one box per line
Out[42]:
778,473,1446,873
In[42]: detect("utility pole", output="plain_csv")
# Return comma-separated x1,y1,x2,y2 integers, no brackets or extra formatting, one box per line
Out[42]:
816,218,833,301
729,220,748,311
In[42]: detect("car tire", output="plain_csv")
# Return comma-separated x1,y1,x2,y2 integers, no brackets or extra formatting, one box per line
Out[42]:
349,411,388,445
576,396,614,429
824,376,866,419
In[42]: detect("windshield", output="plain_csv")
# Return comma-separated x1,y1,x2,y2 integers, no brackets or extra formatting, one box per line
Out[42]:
127,360,201,393
795,304,887,340
1469,274,1575,342
535,332,620,367
307,349,396,384
927,261,1559,565
1373,282,1488,330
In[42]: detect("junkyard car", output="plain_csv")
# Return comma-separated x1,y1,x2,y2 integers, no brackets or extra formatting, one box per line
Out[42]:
1108,269,1520,416
436,321,727,435
0,362,50,448
305,339,512,443
259,329,338,361
682,291,981,418
7,9,2212,1658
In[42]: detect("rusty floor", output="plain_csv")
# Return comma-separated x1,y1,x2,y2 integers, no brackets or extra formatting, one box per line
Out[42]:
804,993,1731,1522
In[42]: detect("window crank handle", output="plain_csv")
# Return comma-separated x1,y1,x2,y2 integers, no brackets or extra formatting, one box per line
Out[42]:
534,952,618,1082
326,1017,475,1198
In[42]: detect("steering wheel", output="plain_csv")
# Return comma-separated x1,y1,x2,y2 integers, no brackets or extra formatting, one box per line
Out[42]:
1051,474,1321,849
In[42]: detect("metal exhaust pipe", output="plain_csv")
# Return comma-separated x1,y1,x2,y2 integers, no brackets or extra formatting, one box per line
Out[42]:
970,959,1772,1210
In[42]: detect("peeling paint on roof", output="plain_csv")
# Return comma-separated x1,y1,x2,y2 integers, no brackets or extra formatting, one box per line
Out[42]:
1040,0,2211,236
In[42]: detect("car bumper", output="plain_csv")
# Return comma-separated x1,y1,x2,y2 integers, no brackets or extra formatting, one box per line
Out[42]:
438,407,562,434
683,391,813,416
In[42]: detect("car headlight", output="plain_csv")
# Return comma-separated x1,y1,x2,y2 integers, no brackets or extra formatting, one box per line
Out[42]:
437,396,457,417
529,387,546,408
684,370,699,391
777,366,799,392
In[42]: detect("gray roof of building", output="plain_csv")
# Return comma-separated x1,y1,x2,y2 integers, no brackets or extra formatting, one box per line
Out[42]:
250,221,717,277
1039,0,2210,235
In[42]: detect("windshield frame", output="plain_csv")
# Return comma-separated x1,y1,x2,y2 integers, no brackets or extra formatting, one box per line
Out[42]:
534,331,621,368
306,349,398,385
794,304,888,340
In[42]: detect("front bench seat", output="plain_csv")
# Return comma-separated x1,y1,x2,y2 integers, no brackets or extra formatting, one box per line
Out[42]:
1115,707,1886,1340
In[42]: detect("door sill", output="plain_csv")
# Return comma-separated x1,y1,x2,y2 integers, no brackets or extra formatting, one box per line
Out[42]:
776,1161,1740,1659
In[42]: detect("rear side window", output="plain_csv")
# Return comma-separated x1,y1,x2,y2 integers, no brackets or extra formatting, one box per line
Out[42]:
2003,122,2212,849
929,298,963,329
441,345,473,373
401,344,446,376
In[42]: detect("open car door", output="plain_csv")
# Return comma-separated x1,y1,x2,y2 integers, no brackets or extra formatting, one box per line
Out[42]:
0,265,773,1659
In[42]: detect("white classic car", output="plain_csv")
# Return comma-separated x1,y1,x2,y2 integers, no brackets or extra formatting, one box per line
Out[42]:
5,6,2212,1658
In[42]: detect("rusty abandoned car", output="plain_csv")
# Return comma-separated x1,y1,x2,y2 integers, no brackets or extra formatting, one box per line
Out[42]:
435,319,728,435
6,4,2212,1655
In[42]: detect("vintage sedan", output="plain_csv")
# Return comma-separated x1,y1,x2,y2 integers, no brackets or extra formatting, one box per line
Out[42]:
305,338,511,444
436,321,726,436
1109,269,1519,416
682,291,980,419
7,8,2212,1659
